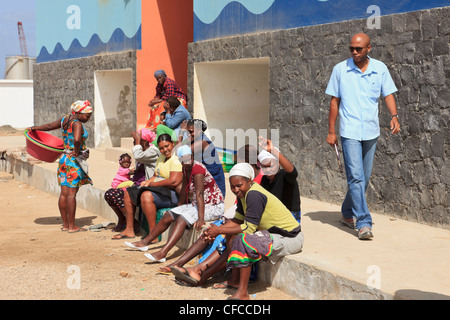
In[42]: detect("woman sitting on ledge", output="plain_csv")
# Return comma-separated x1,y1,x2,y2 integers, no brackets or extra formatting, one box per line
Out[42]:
112,133,182,240
175,163,303,300
124,145,224,261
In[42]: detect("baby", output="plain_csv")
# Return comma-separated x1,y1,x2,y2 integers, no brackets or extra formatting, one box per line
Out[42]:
111,153,135,188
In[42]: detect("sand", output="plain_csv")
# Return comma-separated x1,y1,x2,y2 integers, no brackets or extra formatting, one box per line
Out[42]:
0,178,295,300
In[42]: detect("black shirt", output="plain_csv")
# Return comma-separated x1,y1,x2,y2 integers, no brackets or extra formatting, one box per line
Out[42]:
260,166,301,212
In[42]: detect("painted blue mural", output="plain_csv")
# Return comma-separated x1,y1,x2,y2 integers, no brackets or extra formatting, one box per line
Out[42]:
194,0,449,42
37,0,141,63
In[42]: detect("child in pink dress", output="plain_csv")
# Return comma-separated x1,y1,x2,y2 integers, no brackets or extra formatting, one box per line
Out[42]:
111,153,134,189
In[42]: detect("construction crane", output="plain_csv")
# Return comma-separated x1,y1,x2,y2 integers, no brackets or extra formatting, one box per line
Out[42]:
17,22,28,57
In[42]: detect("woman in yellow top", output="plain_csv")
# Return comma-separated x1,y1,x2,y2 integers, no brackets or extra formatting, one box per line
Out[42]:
203,163,303,300
113,134,183,240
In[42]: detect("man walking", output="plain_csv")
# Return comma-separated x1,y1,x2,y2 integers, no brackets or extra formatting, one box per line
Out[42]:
325,33,400,240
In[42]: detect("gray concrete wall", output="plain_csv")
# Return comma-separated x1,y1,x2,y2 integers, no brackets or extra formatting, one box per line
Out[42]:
188,7,449,227
33,51,137,148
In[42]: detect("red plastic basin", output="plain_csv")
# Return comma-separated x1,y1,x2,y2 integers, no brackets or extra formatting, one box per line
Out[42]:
25,130,64,162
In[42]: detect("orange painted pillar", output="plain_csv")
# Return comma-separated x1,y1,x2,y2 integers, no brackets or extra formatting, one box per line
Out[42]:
136,0,193,129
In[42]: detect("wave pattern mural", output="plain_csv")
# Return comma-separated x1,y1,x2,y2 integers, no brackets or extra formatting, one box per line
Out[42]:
38,26,141,63
37,0,141,63
194,0,275,24
194,0,449,42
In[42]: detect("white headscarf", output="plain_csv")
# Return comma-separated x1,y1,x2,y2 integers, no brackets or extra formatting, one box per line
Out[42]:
177,145,192,159
229,163,255,181
257,149,277,163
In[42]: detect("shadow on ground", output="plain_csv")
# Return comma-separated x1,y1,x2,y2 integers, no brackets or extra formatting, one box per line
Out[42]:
34,215,97,226
303,211,356,236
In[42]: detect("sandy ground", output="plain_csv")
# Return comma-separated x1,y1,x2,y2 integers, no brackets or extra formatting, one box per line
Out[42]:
0,125,294,301
0,172,295,301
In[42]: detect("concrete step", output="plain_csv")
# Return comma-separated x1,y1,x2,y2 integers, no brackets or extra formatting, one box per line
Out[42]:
105,146,134,162
104,137,135,162
2,136,450,300
120,137,134,150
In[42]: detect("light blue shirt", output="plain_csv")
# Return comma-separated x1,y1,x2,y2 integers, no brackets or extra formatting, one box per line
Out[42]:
325,57,397,141
164,106,191,130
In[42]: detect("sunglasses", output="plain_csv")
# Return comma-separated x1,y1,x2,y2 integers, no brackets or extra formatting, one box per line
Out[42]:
349,46,364,52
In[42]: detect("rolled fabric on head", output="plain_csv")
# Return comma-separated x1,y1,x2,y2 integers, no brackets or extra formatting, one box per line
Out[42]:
71,100,92,115
177,145,192,159
140,128,156,143
257,150,276,163
154,69,167,78
229,163,255,181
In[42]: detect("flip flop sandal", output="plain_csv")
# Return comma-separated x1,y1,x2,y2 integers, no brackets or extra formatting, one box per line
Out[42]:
124,241,149,251
89,224,104,230
156,266,172,275
68,228,87,233
111,234,135,240
170,266,199,286
112,224,126,232
144,253,166,263
174,278,194,287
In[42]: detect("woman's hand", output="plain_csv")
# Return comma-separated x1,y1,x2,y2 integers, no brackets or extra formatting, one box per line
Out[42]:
131,130,142,145
258,136,273,153
202,224,219,243
140,180,150,187
179,120,188,131
194,218,205,232
65,150,78,158
204,224,220,238
140,178,155,187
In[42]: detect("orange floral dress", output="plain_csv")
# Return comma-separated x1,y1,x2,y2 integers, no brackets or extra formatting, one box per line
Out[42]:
57,115,92,188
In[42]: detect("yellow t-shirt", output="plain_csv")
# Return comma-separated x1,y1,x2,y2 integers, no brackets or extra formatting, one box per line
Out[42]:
154,154,182,182
234,183,300,234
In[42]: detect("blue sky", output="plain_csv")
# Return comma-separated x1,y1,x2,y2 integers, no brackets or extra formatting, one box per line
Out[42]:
0,0,36,78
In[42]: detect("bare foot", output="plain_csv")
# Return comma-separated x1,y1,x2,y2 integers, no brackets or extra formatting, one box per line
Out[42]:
112,222,126,232
68,227,87,233
130,239,148,247
213,281,239,289
228,290,250,300
149,250,166,261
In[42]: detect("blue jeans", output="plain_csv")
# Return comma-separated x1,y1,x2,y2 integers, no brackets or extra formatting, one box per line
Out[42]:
341,137,378,230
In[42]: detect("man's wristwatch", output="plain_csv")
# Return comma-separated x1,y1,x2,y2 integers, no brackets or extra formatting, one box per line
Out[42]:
391,114,399,119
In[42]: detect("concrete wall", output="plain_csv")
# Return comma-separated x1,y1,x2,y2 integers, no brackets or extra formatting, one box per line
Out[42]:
0,80,34,128
33,51,137,148
188,7,450,227
136,0,193,129
193,58,269,148
94,69,133,148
